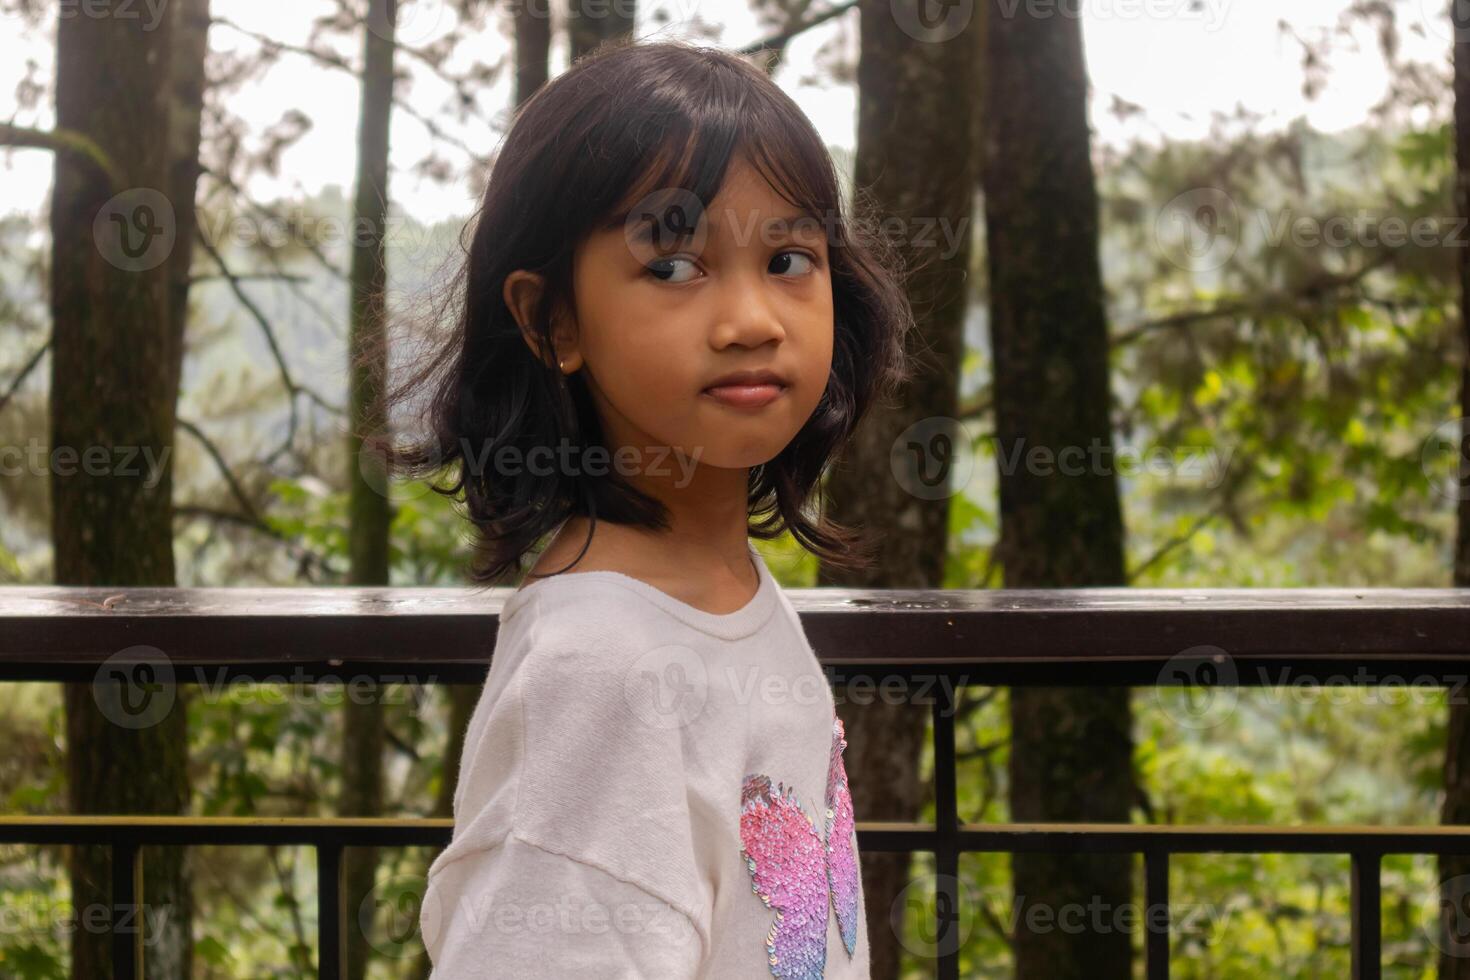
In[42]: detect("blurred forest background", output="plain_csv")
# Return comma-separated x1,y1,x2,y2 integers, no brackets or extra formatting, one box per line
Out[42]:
1,0,1469,977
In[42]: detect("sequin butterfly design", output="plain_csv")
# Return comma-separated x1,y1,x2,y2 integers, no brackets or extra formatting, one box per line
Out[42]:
738,714,860,978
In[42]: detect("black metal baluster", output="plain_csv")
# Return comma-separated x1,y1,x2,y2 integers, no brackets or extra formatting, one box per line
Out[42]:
933,684,960,980
1351,851,1381,980
111,839,142,980
1144,848,1169,980
319,843,345,980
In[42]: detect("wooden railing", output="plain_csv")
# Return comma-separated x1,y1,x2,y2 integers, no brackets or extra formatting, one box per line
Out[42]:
2,585,1469,978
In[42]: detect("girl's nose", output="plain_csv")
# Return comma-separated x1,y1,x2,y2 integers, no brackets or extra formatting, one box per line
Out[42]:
710,276,787,350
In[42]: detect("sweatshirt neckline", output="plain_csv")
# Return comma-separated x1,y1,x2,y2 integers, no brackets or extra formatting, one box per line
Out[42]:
501,540,780,640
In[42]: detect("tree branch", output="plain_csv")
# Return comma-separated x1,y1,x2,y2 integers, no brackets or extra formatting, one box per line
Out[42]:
0,123,126,190
195,229,344,470
189,271,307,285
738,1,859,57
1113,251,1398,347
213,15,490,165
200,164,349,281
176,417,264,525
173,504,343,579
0,338,50,415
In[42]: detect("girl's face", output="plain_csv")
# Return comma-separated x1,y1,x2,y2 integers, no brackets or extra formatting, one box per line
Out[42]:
559,154,834,472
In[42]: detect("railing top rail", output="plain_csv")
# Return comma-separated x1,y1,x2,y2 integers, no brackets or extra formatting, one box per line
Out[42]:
5,584,1470,618
1,586,1468,682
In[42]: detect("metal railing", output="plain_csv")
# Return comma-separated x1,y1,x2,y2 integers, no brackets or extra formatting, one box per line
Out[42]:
3,584,1469,978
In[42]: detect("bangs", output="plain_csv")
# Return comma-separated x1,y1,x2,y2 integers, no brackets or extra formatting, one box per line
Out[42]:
591,72,840,250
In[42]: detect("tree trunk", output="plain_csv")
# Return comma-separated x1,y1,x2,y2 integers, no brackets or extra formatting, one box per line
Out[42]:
818,3,980,977
167,0,211,402
343,1,397,978
982,2,1134,978
567,0,634,63
51,1,195,976
1438,6,1470,977
512,0,550,105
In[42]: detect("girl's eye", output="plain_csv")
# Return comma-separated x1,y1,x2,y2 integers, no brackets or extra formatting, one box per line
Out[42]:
771,251,816,277
645,255,699,283
645,251,818,282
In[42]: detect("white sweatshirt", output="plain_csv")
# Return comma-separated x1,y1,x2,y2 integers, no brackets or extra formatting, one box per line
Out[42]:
421,541,871,979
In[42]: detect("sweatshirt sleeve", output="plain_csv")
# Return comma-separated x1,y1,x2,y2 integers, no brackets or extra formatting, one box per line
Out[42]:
422,832,703,979
422,592,714,976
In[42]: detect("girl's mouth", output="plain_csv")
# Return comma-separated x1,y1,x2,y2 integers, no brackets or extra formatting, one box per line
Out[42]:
701,383,786,409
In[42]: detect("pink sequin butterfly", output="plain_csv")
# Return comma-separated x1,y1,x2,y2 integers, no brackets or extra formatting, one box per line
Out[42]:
739,714,860,979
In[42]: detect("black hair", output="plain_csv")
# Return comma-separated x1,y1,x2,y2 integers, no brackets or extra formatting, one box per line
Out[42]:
367,39,914,586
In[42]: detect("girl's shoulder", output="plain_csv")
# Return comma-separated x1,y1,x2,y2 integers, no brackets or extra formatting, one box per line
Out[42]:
503,572,672,654
501,543,782,643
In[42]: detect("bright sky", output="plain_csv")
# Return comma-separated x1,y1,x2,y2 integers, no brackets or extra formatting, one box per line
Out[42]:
0,0,1452,224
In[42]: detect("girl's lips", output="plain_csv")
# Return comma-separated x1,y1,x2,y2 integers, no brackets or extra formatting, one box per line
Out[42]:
702,383,786,409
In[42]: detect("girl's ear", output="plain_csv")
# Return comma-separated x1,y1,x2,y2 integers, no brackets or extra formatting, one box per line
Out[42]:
503,269,582,374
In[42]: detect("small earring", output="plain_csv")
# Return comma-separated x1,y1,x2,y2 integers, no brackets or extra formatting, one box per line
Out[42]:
558,358,566,371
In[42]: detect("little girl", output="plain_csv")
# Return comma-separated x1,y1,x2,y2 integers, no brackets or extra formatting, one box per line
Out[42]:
396,38,912,979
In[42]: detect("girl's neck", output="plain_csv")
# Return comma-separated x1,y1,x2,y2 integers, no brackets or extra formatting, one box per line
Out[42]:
525,511,760,614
